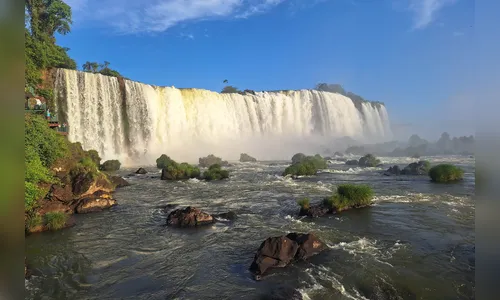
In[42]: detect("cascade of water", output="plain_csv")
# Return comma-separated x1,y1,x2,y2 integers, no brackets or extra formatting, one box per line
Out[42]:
54,69,392,165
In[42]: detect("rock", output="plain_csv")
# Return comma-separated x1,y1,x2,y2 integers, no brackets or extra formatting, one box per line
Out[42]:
110,176,130,188
401,160,430,175
249,232,326,279
135,168,148,174
75,191,117,213
345,159,359,166
214,211,237,221
199,154,229,168
384,165,401,175
298,205,330,218
47,183,73,203
249,236,299,279
166,206,214,227
286,233,325,260
71,171,113,197
240,153,257,162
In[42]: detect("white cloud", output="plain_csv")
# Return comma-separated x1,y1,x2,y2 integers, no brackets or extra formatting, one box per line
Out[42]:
409,0,457,29
69,0,289,33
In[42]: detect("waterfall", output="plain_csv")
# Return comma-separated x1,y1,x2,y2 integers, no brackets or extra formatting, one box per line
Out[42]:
54,69,392,165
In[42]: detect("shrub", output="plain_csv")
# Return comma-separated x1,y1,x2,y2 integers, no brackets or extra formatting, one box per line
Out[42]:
100,160,121,171
291,153,307,164
26,214,42,231
199,154,228,168
44,212,68,231
429,164,464,183
297,198,310,210
323,184,374,211
162,162,201,180
358,154,381,167
203,164,230,181
87,149,101,166
156,154,175,169
240,153,257,162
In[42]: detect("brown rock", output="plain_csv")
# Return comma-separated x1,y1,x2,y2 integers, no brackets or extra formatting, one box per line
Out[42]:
135,168,148,174
286,233,326,260
249,236,299,279
110,176,130,188
75,192,117,214
48,183,73,203
166,206,214,227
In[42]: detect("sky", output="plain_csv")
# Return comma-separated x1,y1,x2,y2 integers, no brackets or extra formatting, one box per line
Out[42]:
58,0,476,140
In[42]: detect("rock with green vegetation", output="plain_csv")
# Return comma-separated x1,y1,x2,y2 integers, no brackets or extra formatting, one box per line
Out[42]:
240,153,257,162
100,159,121,171
291,153,307,164
358,154,381,167
345,159,359,166
283,155,327,177
199,154,229,168
44,212,69,231
161,162,201,180
429,164,464,183
401,160,431,175
156,154,175,169
323,184,374,212
297,198,310,210
203,164,230,181
87,149,101,166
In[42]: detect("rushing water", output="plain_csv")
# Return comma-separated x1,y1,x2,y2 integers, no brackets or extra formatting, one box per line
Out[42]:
25,155,474,299
54,69,392,164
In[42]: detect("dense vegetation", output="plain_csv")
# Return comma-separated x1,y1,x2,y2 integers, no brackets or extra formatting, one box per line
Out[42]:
315,83,384,106
100,160,121,172
162,162,201,180
44,212,69,230
429,164,464,183
358,154,381,167
156,154,175,169
82,61,123,77
323,184,374,211
203,164,230,181
283,154,327,176
297,198,310,210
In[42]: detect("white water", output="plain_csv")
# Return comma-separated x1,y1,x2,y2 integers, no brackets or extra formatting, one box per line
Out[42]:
54,69,392,165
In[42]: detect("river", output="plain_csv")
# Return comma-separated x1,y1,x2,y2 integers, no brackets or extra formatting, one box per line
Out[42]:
25,155,475,299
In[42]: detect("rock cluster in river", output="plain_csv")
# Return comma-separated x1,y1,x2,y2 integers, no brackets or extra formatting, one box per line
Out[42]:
249,233,325,280
384,160,430,176
166,206,237,227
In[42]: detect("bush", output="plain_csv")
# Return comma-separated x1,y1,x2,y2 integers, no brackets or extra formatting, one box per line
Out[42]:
429,164,464,183
199,154,228,168
156,154,175,169
203,164,230,181
44,212,69,231
291,153,307,164
100,160,121,171
162,162,201,180
358,154,381,167
87,149,101,166
240,153,257,162
297,198,310,210
26,214,42,231
323,184,374,211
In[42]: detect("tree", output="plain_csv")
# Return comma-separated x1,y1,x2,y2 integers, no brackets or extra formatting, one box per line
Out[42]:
82,61,92,72
90,62,99,73
221,86,240,94
26,0,72,38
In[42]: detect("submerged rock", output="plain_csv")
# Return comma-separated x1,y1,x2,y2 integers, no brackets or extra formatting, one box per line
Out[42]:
249,232,325,279
214,211,237,221
298,205,330,218
135,168,148,174
166,206,215,227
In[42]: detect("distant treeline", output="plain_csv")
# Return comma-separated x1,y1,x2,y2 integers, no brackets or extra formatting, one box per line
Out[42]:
314,83,384,106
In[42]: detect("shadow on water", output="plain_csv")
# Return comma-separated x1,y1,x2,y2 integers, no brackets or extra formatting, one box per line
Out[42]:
26,156,475,300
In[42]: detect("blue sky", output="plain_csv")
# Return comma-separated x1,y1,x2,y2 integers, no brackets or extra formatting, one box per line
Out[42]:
59,0,475,139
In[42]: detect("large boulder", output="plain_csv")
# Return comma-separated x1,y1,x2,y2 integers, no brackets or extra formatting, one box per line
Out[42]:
47,183,73,203
345,159,359,166
135,168,148,174
199,154,229,168
74,191,117,213
401,160,430,175
110,176,130,188
240,153,257,162
249,233,325,279
166,207,215,227
384,165,401,176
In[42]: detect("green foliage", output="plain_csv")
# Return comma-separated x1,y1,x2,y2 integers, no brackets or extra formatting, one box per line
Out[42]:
86,149,101,166
82,61,123,77
221,85,240,93
291,153,306,164
26,214,42,231
156,154,175,169
25,182,46,213
283,154,327,176
323,184,374,210
100,160,121,172
162,162,201,180
429,164,464,183
203,164,230,181
297,198,310,210
358,154,381,167
44,212,68,231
